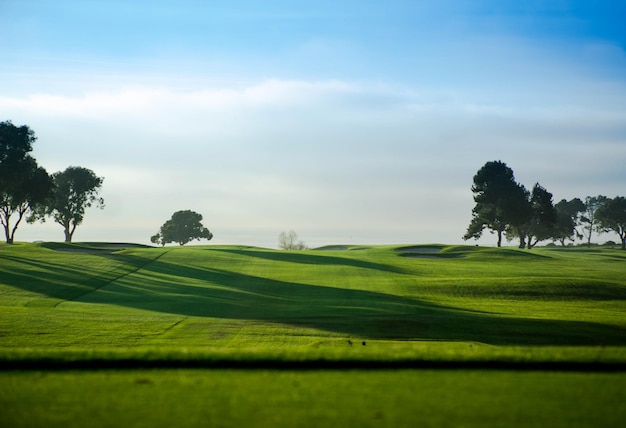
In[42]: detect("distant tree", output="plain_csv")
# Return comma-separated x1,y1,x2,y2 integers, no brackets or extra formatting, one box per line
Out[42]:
34,166,104,242
153,210,213,246
504,184,532,249
581,195,609,246
278,230,307,250
523,183,556,249
463,161,528,247
0,121,52,243
596,197,626,250
552,198,586,246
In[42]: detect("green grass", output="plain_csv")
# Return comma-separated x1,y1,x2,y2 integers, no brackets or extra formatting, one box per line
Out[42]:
2,242,625,357
2,369,625,428
1,242,625,426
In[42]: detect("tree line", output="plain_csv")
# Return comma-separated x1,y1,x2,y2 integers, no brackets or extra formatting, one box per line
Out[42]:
463,160,626,250
0,121,104,243
4,122,623,249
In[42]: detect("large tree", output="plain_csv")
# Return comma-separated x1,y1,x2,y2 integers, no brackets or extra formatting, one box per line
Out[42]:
0,121,52,243
505,183,556,249
504,184,532,249
463,160,528,247
552,198,586,246
524,183,557,249
37,166,105,242
152,210,213,246
596,196,626,250
581,195,609,246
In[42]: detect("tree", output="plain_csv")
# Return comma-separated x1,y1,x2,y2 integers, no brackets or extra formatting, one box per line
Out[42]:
524,183,556,249
504,184,532,249
278,230,307,250
152,210,213,246
35,166,105,242
463,161,528,247
0,121,52,243
150,232,164,247
552,198,586,246
596,197,626,250
581,195,609,246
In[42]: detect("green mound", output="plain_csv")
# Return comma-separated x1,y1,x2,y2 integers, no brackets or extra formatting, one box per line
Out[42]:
0,243,625,365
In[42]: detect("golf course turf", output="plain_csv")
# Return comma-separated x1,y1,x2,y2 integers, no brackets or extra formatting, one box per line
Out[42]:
1,242,625,427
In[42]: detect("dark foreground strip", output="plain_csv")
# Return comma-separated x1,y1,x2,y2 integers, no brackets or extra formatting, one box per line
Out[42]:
2,359,626,371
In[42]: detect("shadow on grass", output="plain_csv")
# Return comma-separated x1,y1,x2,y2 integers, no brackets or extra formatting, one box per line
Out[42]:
0,251,164,305
213,248,407,273
2,248,626,346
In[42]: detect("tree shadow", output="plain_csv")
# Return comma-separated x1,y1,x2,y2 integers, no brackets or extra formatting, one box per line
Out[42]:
3,249,626,346
212,248,408,274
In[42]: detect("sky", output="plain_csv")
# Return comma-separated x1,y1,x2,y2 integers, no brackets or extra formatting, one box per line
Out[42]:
1,0,625,248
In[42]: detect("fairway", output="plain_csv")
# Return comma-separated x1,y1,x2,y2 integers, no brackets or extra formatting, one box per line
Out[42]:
1,242,626,426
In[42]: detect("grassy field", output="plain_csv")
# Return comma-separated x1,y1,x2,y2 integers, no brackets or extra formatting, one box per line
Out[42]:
1,242,625,426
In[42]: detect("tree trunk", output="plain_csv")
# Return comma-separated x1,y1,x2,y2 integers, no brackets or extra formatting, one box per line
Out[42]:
497,230,502,247
64,224,78,243
2,223,11,244
63,220,71,242
9,213,24,244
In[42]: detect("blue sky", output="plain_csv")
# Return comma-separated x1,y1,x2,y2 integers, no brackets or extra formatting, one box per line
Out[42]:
1,0,625,247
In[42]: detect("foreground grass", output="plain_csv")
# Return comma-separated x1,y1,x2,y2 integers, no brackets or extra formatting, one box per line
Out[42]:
2,369,625,428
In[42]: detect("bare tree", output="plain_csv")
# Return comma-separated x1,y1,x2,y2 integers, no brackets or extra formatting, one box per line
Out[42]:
278,230,307,250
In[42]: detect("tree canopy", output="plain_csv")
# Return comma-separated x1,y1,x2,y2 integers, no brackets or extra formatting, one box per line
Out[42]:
524,183,556,249
463,160,528,247
596,197,626,250
152,210,213,246
552,198,586,246
0,121,52,243
581,195,609,247
36,166,105,242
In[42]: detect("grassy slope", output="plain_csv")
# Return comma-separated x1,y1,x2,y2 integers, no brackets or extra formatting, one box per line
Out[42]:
2,243,626,428
1,242,625,364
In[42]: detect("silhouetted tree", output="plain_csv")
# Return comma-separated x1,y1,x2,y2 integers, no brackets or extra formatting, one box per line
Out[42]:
504,184,533,249
506,183,556,249
552,198,586,246
152,210,213,246
581,195,609,246
0,121,52,243
524,183,556,249
596,196,626,250
278,230,307,250
34,166,104,242
463,161,528,247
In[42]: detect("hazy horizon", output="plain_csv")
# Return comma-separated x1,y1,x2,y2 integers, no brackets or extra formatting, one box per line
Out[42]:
2,1,625,248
